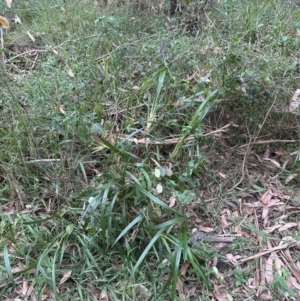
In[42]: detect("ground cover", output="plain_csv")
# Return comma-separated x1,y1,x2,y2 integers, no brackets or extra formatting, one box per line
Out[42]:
0,0,300,300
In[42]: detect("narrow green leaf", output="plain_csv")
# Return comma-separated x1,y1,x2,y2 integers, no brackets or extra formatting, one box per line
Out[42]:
100,178,115,234
23,217,54,225
6,223,17,245
180,227,189,261
112,215,143,246
3,245,15,286
125,170,142,185
140,168,152,191
126,170,184,216
169,89,219,160
147,67,167,132
156,68,167,99
36,232,66,284
51,251,59,300
187,248,211,290
137,184,184,216
3,233,17,245
75,234,104,276
149,217,186,230
79,161,88,183
98,136,135,163
119,129,144,145
171,246,182,300
37,265,52,287
129,227,165,280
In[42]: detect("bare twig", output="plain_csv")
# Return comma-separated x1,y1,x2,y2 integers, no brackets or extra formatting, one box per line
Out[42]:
115,124,231,145
239,240,298,263
237,139,297,148
5,49,48,63
199,235,235,243
26,159,61,164
190,230,235,243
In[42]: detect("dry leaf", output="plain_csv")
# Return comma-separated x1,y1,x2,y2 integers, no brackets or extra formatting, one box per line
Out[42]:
108,136,115,145
261,190,272,205
258,258,266,296
286,277,294,290
278,223,297,232
180,262,190,276
263,158,281,168
267,199,283,207
67,68,74,77
280,236,297,246
263,144,270,158
290,276,300,290
99,289,108,301
274,255,282,275
176,277,185,299
22,281,29,296
60,105,66,115
263,211,269,228
162,258,168,264
0,16,9,28
42,293,52,300
275,147,286,156
260,294,272,300
218,172,227,179
262,206,269,219
25,284,34,297
290,89,300,113
284,248,294,263
11,264,24,273
59,270,72,286
221,211,229,226
199,227,214,233
213,284,231,301
5,0,12,8
168,195,176,208
139,284,149,294
265,223,282,233
270,185,284,197
285,174,298,184
265,256,274,284
26,31,35,42
226,253,238,265
254,268,260,288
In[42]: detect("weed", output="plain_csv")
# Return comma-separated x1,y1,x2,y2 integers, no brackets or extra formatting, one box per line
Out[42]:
1,0,300,300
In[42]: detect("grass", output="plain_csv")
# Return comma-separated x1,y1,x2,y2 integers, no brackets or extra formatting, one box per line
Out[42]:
1,0,300,300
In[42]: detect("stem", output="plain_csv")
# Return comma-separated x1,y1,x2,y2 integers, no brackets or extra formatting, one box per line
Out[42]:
0,27,4,62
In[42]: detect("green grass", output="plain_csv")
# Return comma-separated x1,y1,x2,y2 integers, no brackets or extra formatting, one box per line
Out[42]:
1,0,300,300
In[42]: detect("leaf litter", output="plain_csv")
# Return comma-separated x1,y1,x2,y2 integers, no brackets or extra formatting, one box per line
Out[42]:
177,134,300,300
2,1,300,300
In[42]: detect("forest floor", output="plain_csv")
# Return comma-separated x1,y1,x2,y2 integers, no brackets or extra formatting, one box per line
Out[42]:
1,0,300,300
